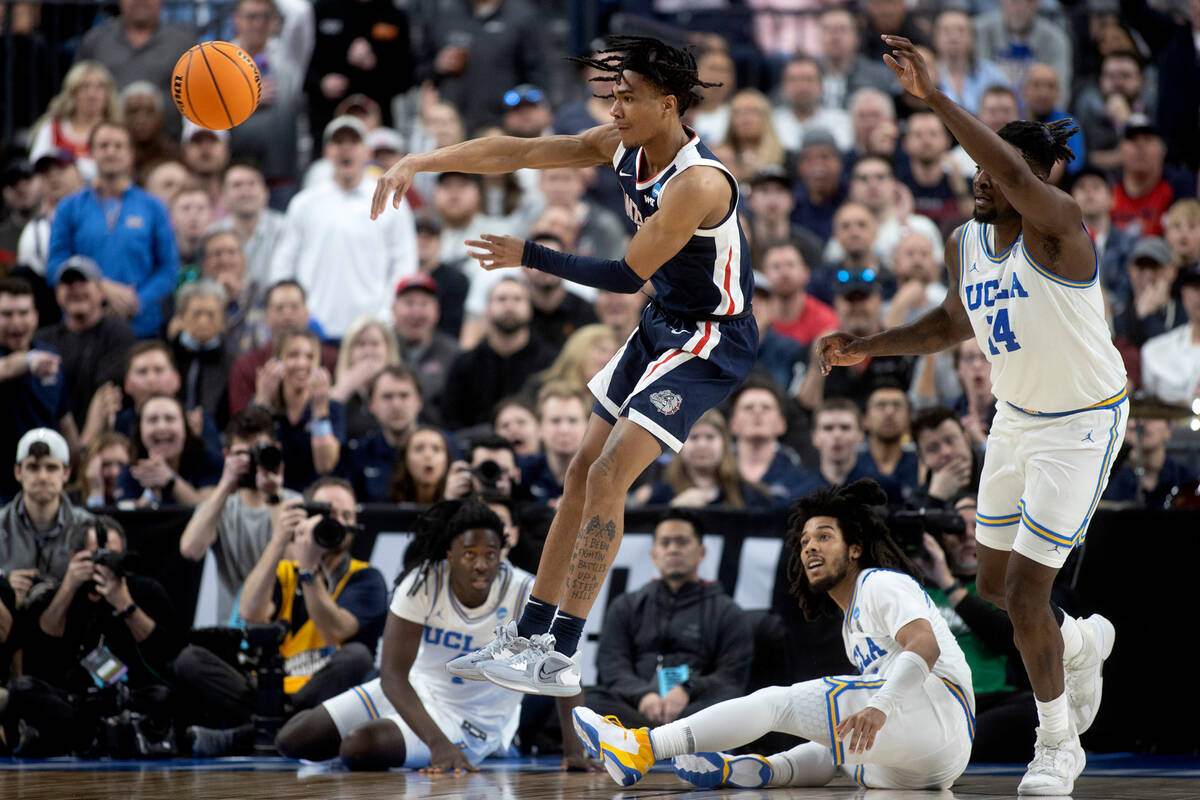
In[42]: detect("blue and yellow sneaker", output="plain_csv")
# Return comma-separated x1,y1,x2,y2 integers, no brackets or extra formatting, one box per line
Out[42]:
673,752,773,788
572,707,656,787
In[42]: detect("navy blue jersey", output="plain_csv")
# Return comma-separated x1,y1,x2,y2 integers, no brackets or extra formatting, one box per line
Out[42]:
614,128,755,319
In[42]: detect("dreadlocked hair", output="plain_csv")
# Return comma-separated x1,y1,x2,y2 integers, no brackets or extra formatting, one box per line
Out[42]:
399,498,505,595
784,479,920,621
568,35,720,116
997,118,1079,178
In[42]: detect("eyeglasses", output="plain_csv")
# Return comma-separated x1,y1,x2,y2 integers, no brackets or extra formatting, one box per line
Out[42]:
836,268,878,283
503,87,544,108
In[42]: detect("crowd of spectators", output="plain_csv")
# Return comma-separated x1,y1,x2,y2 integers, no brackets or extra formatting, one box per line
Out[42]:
1,0,1198,764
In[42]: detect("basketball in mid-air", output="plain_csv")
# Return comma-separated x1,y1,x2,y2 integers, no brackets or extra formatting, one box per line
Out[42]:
171,41,261,130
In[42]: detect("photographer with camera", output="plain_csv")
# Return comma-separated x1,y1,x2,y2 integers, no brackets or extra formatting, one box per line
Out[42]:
179,407,300,622
443,434,522,501
1,430,94,602
906,493,1038,763
4,516,178,757
175,478,386,756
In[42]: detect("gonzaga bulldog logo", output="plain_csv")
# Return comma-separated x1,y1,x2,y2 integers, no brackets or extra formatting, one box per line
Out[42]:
650,389,682,416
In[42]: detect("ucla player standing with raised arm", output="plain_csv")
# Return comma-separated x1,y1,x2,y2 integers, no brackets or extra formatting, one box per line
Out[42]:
372,36,757,697
816,37,1124,796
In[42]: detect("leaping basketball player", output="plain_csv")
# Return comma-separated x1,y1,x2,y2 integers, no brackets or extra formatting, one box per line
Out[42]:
372,37,758,697
814,36,1125,795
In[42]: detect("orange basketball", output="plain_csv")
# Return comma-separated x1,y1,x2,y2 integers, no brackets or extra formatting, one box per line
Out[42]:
171,41,261,130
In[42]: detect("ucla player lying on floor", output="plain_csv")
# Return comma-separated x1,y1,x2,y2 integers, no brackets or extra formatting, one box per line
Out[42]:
574,480,976,791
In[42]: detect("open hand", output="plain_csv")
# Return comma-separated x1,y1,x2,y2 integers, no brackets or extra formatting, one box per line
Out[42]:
881,36,936,100
466,234,524,271
372,157,417,219
837,707,887,755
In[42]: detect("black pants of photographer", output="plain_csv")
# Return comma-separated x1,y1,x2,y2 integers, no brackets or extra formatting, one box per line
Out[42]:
3,676,170,757
173,642,374,727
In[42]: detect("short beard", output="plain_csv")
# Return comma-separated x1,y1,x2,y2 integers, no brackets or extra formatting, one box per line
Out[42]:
492,316,527,335
973,208,998,224
808,552,849,594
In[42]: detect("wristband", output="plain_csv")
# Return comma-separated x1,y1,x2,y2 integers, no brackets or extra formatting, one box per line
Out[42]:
311,418,334,438
941,580,962,595
522,241,645,293
864,650,930,718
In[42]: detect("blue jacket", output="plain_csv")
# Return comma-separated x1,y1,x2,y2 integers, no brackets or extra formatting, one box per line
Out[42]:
48,184,180,336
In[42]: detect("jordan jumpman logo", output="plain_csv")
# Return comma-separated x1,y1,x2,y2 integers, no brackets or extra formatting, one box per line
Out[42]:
1082,429,1095,442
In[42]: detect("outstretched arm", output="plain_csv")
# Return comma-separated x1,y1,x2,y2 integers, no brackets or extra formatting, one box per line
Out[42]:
372,123,621,218
816,226,974,373
466,165,731,288
881,35,1081,236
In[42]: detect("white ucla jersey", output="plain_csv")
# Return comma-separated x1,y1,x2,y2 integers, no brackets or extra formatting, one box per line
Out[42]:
842,568,975,714
390,560,533,740
957,220,1126,414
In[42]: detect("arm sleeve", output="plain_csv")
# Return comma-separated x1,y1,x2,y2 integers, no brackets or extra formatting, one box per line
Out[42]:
689,598,752,699
521,241,645,294
596,594,657,703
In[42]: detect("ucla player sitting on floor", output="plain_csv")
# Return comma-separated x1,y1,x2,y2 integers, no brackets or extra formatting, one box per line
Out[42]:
275,500,585,772
816,37,1123,796
372,36,758,696
574,479,975,790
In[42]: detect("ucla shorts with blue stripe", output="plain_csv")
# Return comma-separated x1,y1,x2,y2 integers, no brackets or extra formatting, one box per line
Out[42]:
975,396,1128,568
322,678,493,766
587,303,758,453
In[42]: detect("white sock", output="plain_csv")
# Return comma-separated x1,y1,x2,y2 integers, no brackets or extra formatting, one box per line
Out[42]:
1035,692,1071,738
766,742,838,787
1060,613,1084,664
648,721,693,760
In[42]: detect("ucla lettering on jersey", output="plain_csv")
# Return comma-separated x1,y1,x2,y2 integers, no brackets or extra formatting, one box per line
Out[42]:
612,128,754,319
956,220,1126,414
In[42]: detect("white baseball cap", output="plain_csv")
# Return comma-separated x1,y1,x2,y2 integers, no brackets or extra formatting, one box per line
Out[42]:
16,428,70,465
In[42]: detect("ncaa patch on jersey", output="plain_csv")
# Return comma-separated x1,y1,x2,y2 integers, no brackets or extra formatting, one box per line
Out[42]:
651,389,682,415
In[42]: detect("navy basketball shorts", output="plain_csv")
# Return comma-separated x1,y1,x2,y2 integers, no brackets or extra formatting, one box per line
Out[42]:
587,303,758,452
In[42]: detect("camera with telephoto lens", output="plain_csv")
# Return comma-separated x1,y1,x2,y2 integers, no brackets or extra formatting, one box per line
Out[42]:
888,508,967,558
90,548,139,578
469,459,505,491
299,502,361,550
238,442,284,489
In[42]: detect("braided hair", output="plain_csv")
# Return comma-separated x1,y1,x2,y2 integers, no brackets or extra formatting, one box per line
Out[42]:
399,498,505,596
997,118,1079,178
785,479,920,620
569,36,721,116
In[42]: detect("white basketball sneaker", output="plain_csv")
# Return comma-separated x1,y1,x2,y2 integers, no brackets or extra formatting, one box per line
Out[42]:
479,633,582,697
445,619,528,680
1064,614,1116,734
673,752,773,789
1017,727,1086,795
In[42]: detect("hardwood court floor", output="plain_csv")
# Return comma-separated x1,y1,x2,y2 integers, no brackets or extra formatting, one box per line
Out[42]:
1,760,1197,800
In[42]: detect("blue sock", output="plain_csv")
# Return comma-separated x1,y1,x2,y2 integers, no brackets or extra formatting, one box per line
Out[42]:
517,595,557,639
549,610,586,656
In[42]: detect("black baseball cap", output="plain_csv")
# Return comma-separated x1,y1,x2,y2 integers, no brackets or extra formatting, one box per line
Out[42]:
436,171,482,187
750,165,793,191
1,160,33,189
